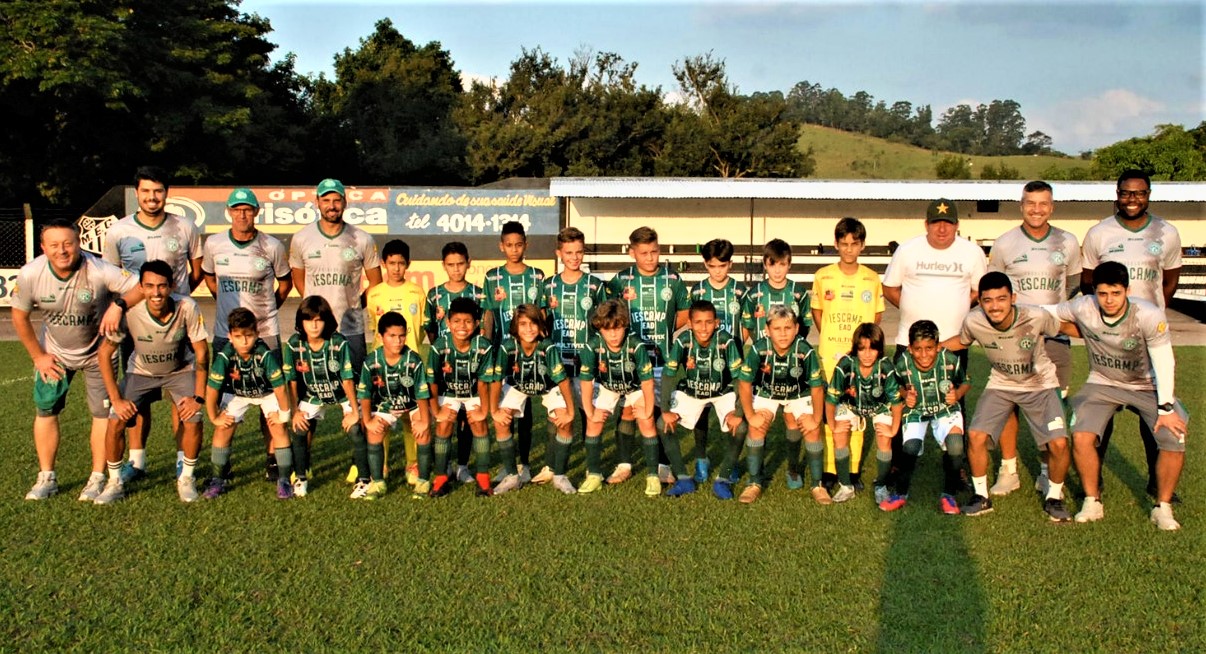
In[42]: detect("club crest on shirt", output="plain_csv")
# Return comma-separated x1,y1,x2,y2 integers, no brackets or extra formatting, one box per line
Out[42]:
938,380,953,394
711,358,725,372
1147,241,1162,256
166,237,181,252
254,257,268,271
77,289,93,303
729,300,741,316
341,247,356,262
1050,251,1066,265
581,297,594,311
624,361,636,373
660,287,673,302
401,374,414,388
790,366,802,378
527,287,538,301
861,291,872,303
1018,337,1035,351
327,357,341,373
1122,337,1139,351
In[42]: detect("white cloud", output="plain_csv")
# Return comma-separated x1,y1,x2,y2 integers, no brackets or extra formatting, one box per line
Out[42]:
1030,89,1166,153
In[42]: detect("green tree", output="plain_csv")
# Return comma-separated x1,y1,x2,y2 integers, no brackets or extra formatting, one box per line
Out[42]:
936,104,982,154
1091,124,1206,181
978,100,1026,155
979,162,1020,180
935,154,971,179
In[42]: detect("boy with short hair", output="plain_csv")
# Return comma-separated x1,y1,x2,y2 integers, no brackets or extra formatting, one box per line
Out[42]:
688,238,747,482
741,238,811,344
202,308,294,500
358,311,432,500
811,217,884,492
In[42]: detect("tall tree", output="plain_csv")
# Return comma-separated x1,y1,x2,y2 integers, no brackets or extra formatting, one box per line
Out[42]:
1092,123,1206,181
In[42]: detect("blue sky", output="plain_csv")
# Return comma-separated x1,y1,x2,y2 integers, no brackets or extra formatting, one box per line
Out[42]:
242,0,1204,154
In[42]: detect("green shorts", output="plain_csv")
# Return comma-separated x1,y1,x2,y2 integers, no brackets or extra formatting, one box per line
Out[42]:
34,359,112,419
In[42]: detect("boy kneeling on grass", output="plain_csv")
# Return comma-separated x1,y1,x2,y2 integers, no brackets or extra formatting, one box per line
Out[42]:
203,308,294,500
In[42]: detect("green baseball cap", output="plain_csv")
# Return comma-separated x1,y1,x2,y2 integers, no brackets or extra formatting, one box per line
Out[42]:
226,187,259,209
316,178,345,198
926,198,958,223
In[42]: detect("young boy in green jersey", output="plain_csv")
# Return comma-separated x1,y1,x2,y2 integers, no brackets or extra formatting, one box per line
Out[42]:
663,300,747,499
426,241,486,487
427,297,495,497
357,311,432,500
741,238,811,344
203,308,294,500
688,239,747,483
881,320,970,514
578,299,661,495
483,222,547,483
736,305,825,504
282,296,361,498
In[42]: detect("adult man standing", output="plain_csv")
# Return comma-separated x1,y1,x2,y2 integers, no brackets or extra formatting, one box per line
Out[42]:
985,181,1081,495
12,220,142,500
1081,170,1182,500
289,179,382,375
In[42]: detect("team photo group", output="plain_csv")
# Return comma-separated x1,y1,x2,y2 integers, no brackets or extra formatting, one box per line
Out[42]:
13,168,1190,531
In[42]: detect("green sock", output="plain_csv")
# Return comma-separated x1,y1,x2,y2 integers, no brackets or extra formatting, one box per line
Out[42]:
473,434,491,474
585,434,602,474
658,427,688,479
718,423,746,480
211,446,231,479
746,440,765,486
347,424,369,482
545,421,558,469
784,429,803,476
693,419,709,460
418,441,433,481
616,419,635,464
805,440,825,486
875,449,892,486
552,434,572,475
274,447,294,483
433,436,451,478
641,436,660,475
367,442,384,482
290,429,310,479
834,446,851,486
498,437,517,476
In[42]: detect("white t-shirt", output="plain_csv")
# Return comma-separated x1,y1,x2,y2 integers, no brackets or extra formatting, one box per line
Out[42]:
883,234,987,345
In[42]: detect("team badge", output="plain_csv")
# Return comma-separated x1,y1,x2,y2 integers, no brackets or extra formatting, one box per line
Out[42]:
861,290,872,303
660,287,673,302
327,358,341,373
938,380,953,394
624,361,636,373
1147,242,1162,256
728,300,741,316
1050,251,1066,265
166,237,181,252
872,385,883,398
401,374,414,388
1157,322,1167,334
342,247,357,262
526,287,537,301
549,296,559,309
581,297,593,311
1122,337,1139,351
790,366,802,378
76,289,93,303
254,257,268,271
1018,337,1035,351
408,303,418,315
670,395,679,409
711,358,725,372
538,363,547,376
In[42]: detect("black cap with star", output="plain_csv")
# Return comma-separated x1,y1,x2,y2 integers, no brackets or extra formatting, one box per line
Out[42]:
926,198,958,224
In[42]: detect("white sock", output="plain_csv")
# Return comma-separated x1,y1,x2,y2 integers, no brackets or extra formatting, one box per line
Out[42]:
973,475,989,497
89,471,105,481
1039,462,1049,476
130,449,146,469
1000,457,1017,474
39,470,56,481
107,461,122,481
176,450,185,465
180,458,196,478
1046,481,1064,500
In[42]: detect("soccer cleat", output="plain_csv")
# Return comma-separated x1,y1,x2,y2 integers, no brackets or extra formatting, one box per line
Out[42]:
494,474,522,495
1044,497,1072,522
349,480,371,500
518,464,532,485
455,465,474,485
346,465,359,484
694,458,710,484
412,480,431,499
177,476,199,503
644,475,662,497
264,458,279,482
277,478,296,500
940,494,960,515
292,478,308,498
785,472,804,491
665,478,697,497
78,474,106,502
578,473,604,494
712,479,734,500
1074,497,1104,523
728,466,742,485
93,479,125,505
531,466,555,485
831,484,856,504
989,471,1021,496
363,480,386,501
24,472,58,500
607,463,633,485
1034,472,1049,496
552,475,577,495
119,462,147,485
873,485,890,505
405,464,419,486
960,494,993,517
492,468,507,484
429,476,453,498
810,485,833,505
851,473,865,493
878,494,907,512
1150,503,1181,531
202,477,229,500
738,484,762,504
475,472,493,496
657,464,675,485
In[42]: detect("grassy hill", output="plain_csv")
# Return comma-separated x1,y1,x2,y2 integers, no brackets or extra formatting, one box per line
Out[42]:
799,124,1095,180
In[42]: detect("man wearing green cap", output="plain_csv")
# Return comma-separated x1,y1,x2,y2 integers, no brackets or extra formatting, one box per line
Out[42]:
289,179,382,375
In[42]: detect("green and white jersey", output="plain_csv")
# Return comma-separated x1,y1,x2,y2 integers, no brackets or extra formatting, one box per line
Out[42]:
958,304,1061,391
11,253,137,369
738,336,823,401
208,339,285,398
579,333,654,394
825,355,901,417
1052,295,1169,392
1081,213,1181,310
202,230,290,339
690,278,747,341
894,349,966,423
426,282,486,339
287,221,380,335
606,264,689,367
546,272,606,362
483,265,546,343
110,294,209,377
665,329,742,399
282,332,355,404
741,279,812,340
357,347,431,413
427,333,494,399
495,339,567,395
987,225,1081,305
102,213,202,291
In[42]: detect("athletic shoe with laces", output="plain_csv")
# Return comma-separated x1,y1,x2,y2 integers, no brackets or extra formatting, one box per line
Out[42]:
712,479,734,500
960,494,993,516
578,473,604,494
644,475,662,497
405,464,419,486
531,466,555,485
607,463,633,485
1074,497,1103,523
694,458,710,484
429,476,453,498
475,472,493,496
1034,472,1049,496
940,493,960,515
411,480,431,499
1043,497,1072,522
518,464,532,485
202,477,229,500
349,480,371,499
292,478,308,497
119,462,147,484
1150,503,1180,531
810,485,833,505
738,484,762,504
94,479,125,505
346,465,359,484
831,484,856,503
494,473,523,495
665,478,696,497
785,472,804,490
989,471,1021,496
552,475,577,495
455,465,474,484
25,472,58,500
657,464,675,485
277,478,296,500
878,494,907,512
873,485,890,505
78,474,106,502
363,480,386,501
177,476,199,503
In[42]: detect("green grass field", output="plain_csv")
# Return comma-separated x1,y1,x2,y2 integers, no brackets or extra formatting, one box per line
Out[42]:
799,125,1095,181
1,342,1202,651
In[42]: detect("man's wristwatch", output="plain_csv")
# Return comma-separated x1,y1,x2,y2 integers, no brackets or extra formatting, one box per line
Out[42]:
113,297,128,312
1157,402,1174,415
193,395,205,405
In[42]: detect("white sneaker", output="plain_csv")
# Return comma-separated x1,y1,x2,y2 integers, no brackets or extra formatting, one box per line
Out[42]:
78,473,106,502
552,474,577,495
24,472,58,500
517,464,532,485
1034,472,1049,496
1074,497,1104,523
831,483,857,503
531,466,555,485
455,465,474,484
494,473,523,495
93,478,125,505
492,468,507,484
1150,503,1181,531
658,464,675,485
989,471,1020,496
349,481,370,499
177,476,199,503
293,478,309,497
607,463,633,485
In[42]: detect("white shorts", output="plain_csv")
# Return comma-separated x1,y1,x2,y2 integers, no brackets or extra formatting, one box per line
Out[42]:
594,385,646,414
221,393,282,423
669,391,737,432
372,407,422,431
500,385,568,418
752,394,814,421
439,395,482,415
298,400,353,421
902,412,964,451
834,405,893,432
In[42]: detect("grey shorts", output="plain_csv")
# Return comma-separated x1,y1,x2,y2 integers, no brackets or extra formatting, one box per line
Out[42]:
113,370,203,424
212,334,280,355
1070,384,1188,453
969,387,1067,447
1044,338,1072,392
34,357,113,419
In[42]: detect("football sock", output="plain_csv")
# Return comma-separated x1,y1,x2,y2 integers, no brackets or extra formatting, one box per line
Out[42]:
274,447,294,484
658,427,688,478
130,449,147,470
472,434,491,474
849,428,865,473
433,436,451,480
211,446,232,479
516,405,534,467
107,460,122,482
804,439,825,486
1001,457,1017,474
1046,480,1064,501
943,433,966,495
641,436,660,476
973,475,988,497
366,443,383,482
180,457,197,478
290,428,310,479
784,428,803,476
418,441,433,481
545,420,558,469
717,423,747,480
497,434,517,476
348,424,369,482
745,438,765,486
552,433,572,475
693,411,710,460
896,439,922,496
616,419,635,464
875,449,892,485
834,446,851,486
584,434,602,474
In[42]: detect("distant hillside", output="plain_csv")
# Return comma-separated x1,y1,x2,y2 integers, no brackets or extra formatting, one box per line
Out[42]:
798,124,1094,180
